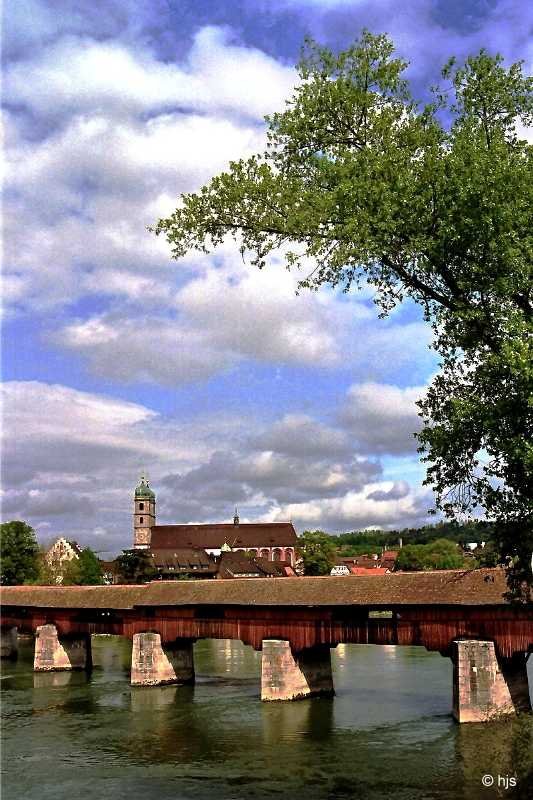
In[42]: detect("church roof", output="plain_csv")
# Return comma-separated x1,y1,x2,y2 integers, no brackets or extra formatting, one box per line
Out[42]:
150,522,297,550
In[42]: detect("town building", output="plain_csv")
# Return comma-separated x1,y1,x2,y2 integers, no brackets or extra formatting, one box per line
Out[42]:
132,476,298,566
147,548,218,580
330,564,351,576
44,538,83,584
331,551,396,576
45,537,82,565
215,551,294,579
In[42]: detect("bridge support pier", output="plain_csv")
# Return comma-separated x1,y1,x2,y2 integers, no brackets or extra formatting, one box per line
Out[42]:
34,624,91,671
261,639,334,701
1,626,18,660
452,640,531,722
131,633,195,686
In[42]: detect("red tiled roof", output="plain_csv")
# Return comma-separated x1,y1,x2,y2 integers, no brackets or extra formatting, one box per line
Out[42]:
150,522,297,549
351,567,389,576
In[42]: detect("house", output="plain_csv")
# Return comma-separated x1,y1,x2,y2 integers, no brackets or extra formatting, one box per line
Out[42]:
380,550,399,571
111,546,294,582
215,551,291,579
100,560,120,585
132,476,298,566
147,548,218,580
44,538,83,584
330,564,351,576
45,537,82,565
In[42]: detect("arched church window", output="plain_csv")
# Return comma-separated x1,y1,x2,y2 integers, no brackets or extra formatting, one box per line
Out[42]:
139,502,144,510
140,517,143,524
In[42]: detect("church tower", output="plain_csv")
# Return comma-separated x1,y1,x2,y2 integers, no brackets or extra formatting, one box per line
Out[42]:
133,475,156,549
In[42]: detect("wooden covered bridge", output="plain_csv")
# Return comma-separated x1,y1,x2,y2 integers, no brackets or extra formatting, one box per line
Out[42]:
1,568,532,723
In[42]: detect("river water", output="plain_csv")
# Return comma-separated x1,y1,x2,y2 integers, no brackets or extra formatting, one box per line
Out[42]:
1,637,532,800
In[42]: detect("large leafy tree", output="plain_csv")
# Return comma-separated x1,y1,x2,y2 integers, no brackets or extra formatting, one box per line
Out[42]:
395,539,470,571
77,548,104,585
115,550,156,584
297,530,337,575
0,520,40,585
155,32,532,594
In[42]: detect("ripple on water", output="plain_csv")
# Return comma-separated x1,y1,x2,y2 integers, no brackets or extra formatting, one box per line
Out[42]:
2,640,532,800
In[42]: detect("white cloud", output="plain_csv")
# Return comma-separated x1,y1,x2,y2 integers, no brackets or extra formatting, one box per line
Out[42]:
1,380,432,548
273,481,433,532
3,109,265,313
3,24,297,316
3,23,436,389
340,381,426,455
4,27,295,122
51,241,349,382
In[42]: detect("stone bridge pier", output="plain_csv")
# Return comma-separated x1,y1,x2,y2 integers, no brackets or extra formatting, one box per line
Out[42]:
34,624,92,672
452,640,531,722
131,633,195,686
261,639,335,701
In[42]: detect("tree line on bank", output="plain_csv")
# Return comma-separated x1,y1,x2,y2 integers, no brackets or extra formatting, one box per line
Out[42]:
0,521,103,586
295,523,500,576
0,518,506,585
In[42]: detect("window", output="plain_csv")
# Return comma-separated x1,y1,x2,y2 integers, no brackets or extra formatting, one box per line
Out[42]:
139,502,144,510
139,517,143,524
273,548,282,562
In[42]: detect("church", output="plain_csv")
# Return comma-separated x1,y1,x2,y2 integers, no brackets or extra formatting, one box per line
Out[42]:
132,476,298,566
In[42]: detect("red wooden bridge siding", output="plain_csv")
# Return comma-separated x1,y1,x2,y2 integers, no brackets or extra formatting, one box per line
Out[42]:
2,571,532,658
2,604,531,658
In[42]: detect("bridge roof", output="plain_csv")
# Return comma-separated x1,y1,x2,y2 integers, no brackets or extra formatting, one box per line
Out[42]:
0,569,516,609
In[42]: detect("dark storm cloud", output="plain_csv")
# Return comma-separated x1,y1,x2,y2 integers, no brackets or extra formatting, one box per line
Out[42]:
338,382,425,456
248,414,354,459
160,447,381,509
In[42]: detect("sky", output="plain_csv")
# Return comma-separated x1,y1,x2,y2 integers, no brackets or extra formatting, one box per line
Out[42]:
2,0,532,555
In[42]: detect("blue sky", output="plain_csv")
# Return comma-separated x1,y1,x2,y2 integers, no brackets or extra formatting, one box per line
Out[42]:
2,0,532,554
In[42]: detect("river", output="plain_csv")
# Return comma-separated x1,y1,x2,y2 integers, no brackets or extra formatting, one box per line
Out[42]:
1,637,532,799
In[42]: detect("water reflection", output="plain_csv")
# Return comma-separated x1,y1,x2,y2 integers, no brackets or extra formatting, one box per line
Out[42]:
91,634,131,673
2,637,532,800
196,638,261,679
381,644,398,659
33,671,74,690
261,696,334,744
454,716,533,799
131,685,179,711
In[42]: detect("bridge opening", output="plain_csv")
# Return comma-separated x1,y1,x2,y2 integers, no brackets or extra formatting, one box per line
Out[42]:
368,610,393,619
